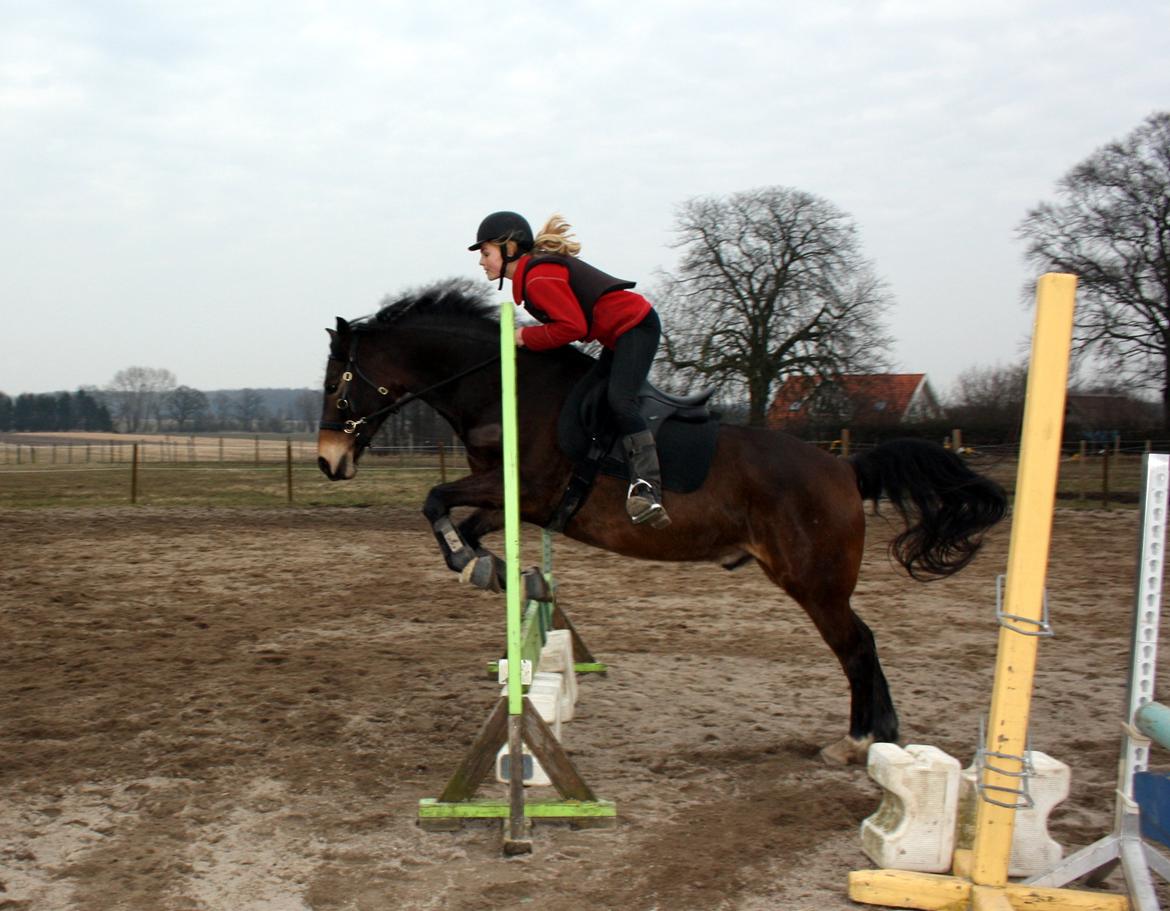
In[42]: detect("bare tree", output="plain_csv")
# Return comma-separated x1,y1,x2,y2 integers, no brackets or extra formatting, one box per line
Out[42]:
165,386,210,431
106,367,177,432
657,186,893,426
947,361,1029,431
1018,111,1170,426
233,389,267,431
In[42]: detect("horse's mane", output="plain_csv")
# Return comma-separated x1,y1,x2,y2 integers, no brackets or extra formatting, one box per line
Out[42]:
349,276,595,372
362,278,497,332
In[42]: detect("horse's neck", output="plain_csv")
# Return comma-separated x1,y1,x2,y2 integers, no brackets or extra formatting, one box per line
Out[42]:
416,344,580,445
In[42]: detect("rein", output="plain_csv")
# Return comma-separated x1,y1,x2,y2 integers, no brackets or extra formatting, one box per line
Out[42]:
319,335,500,436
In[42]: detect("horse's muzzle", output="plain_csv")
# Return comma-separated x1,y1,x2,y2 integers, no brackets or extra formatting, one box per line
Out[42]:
317,432,357,480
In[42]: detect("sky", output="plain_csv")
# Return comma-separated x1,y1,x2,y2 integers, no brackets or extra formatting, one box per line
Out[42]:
3,1,1168,399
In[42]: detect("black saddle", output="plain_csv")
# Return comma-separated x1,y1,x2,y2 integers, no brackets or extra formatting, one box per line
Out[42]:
548,377,721,530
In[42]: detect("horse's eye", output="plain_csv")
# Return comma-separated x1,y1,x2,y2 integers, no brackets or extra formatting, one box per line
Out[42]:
325,383,338,394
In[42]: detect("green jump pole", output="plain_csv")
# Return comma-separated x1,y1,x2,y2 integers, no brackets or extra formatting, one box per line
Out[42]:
498,301,531,852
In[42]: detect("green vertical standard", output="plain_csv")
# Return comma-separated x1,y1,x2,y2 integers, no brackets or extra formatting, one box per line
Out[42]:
499,302,524,715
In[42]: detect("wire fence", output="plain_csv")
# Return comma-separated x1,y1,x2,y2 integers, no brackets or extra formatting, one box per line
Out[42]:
0,436,470,508
0,432,1164,510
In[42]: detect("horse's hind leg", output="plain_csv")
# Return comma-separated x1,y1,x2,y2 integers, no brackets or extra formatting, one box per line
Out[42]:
760,562,898,764
810,601,898,764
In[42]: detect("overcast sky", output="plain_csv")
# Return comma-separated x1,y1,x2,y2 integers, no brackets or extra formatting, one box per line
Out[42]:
3,1,1168,398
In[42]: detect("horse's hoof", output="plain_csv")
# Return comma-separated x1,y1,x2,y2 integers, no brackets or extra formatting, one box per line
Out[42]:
819,735,874,766
522,568,552,602
460,556,503,592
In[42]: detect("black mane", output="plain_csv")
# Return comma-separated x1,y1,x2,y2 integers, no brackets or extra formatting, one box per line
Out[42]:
367,279,497,330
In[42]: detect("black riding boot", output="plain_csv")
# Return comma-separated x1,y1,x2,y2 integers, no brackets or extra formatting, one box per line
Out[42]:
621,430,671,528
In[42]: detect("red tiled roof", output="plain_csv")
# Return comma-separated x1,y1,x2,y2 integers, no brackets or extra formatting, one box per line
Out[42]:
768,374,927,428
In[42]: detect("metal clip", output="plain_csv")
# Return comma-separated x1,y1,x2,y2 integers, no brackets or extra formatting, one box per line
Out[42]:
343,371,353,382
974,717,1036,810
995,574,1054,637
343,419,366,434
378,386,389,395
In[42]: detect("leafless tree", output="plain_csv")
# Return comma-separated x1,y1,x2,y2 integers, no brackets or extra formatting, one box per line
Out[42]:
1018,111,1170,427
947,361,1029,430
165,385,210,431
656,186,893,426
106,367,177,432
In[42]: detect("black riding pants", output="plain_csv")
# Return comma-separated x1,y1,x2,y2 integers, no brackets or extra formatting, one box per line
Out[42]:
587,309,661,438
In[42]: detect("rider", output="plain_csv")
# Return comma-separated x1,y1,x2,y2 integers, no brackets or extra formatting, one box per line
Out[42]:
469,210,671,529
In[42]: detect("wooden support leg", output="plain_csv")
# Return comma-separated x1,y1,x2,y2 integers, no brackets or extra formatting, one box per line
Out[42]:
437,697,509,803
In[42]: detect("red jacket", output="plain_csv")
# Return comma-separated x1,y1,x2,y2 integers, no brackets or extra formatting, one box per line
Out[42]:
512,256,652,351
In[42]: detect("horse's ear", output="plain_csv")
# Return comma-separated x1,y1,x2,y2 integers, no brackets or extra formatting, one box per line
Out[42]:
335,316,349,333
326,328,337,342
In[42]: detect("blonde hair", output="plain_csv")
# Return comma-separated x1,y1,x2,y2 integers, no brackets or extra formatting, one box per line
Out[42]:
532,214,582,257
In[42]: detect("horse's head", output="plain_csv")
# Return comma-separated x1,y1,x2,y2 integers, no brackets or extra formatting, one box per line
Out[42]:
316,317,407,480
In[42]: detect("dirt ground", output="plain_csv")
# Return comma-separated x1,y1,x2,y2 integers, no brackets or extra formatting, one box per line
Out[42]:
1,503,1165,910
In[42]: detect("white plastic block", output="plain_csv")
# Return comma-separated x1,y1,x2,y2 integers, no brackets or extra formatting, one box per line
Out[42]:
493,678,562,787
860,743,961,873
528,672,565,737
540,629,578,713
955,751,1069,877
495,742,551,787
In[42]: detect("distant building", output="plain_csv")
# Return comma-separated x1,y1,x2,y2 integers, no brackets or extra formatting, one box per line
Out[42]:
768,373,945,430
1065,392,1159,432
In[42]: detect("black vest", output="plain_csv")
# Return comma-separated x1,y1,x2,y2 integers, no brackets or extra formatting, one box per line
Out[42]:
519,254,636,330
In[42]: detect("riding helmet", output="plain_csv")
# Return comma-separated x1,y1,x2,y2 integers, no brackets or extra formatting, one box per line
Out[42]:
468,211,534,253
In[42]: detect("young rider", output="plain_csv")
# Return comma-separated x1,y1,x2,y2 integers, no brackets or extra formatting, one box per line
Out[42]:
469,210,671,529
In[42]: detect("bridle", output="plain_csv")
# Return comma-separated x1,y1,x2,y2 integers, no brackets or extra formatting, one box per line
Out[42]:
318,333,500,437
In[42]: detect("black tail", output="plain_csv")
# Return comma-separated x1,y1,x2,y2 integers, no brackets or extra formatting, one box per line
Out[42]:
850,439,1007,580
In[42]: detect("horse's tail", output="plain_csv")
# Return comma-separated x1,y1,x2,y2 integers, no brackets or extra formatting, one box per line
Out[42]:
849,438,1007,581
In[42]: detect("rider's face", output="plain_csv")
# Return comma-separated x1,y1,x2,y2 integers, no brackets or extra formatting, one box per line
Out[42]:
479,242,504,281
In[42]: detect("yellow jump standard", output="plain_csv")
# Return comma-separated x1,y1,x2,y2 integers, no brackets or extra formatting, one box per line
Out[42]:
850,274,1131,909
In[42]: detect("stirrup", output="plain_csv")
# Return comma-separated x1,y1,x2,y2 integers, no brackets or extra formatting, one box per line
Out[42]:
626,480,671,529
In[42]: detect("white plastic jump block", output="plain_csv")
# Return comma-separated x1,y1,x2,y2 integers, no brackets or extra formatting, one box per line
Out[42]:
539,630,578,720
861,743,961,873
494,674,563,787
955,751,1069,877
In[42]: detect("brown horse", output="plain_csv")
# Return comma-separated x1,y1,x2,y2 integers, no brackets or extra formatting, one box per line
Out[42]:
317,281,1007,763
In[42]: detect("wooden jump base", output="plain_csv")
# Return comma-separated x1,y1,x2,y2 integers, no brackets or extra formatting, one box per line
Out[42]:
850,274,1140,909
417,303,615,852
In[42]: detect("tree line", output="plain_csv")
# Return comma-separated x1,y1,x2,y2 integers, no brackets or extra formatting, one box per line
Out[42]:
0,389,114,433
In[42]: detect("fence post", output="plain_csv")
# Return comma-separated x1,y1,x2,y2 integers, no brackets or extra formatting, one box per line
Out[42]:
953,428,963,454
286,440,293,504
254,436,260,465
1079,439,1087,507
841,428,851,457
438,441,447,483
1102,447,1111,510
131,443,140,504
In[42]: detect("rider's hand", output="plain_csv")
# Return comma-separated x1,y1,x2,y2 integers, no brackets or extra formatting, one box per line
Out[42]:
514,328,525,347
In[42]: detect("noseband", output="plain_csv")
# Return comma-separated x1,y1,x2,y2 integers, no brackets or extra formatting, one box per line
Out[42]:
318,334,500,437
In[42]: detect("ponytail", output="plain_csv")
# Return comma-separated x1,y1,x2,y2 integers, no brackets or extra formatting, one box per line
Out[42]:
532,214,582,257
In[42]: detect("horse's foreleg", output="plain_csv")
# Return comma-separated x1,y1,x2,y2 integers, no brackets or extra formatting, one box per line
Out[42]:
421,478,546,597
458,508,505,552
422,474,504,575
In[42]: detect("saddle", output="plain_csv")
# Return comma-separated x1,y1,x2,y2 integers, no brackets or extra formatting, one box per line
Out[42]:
548,377,721,531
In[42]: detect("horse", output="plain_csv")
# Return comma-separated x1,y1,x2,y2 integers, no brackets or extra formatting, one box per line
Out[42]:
316,280,1007,764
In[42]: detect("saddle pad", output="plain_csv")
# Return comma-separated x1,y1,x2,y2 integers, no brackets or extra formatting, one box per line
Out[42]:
557,386,720,494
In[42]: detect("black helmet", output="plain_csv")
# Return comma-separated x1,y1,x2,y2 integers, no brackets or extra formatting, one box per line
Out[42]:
468,211,534,253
